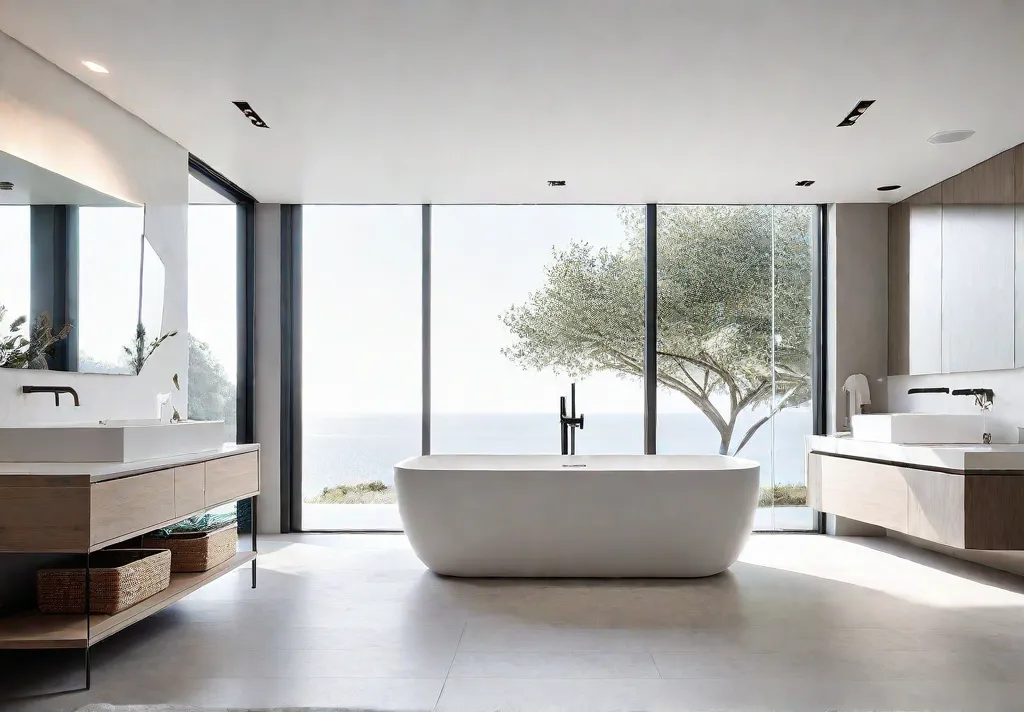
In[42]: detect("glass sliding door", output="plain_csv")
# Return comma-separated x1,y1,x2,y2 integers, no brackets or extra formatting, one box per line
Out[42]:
301,206,421,531
769,205,815,530
656,205,815,531
431,206,644,455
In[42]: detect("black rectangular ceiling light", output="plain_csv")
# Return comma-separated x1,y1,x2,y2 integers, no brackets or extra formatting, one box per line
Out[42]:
837,99,875,127
233,101,270,129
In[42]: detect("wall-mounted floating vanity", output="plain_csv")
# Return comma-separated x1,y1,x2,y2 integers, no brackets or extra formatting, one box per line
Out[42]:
0,445,259,657
807,435,1024,549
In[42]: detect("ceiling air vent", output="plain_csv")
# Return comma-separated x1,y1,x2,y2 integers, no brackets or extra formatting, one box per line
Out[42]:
0,181,14,191
232,101,270,129
547,180,566,187
795,180,815,187
837,99,875,127
877,185,901,192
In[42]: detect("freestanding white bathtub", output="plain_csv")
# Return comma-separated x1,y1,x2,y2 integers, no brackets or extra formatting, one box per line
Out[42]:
395,454,759,578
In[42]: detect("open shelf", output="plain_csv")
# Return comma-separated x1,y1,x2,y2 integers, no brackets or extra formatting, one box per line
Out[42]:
0,551,255,649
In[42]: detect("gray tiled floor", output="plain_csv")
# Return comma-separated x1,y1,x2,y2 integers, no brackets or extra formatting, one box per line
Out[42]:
4,533,1024,711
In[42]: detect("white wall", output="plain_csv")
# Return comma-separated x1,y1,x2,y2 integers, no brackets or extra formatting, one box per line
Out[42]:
827,203,889,432
0,32,188,424
254,204,282,534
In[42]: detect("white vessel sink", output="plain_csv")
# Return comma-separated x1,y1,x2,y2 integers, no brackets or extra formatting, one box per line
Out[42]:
0,420,225,463
851,413,984,444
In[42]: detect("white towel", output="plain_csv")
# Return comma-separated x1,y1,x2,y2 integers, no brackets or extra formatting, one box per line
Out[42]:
843,373,871,424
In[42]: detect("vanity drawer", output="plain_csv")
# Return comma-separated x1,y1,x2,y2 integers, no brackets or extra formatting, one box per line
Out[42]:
812,454,909,533
91,470,175,547
205,452,259,506
174,463,206,516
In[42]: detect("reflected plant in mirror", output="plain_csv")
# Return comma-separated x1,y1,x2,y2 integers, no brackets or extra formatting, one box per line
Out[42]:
0,305,72,369
123,322,178,375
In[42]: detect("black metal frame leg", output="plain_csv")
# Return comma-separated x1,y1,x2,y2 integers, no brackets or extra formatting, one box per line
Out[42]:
251,495,258,589
84,549,91,690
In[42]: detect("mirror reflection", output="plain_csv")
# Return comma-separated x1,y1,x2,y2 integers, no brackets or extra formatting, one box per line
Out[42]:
0,150,167,374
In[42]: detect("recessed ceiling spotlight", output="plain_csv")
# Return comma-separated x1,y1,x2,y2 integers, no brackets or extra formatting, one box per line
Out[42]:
81,60,109,74
0,181,14,191
232,101,270,129
547,180,566,187
837,99,876,127
795,180,816,187
877,185,902,192
927,130,975,145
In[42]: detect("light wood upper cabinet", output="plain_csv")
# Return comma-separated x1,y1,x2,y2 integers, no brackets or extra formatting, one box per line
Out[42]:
889,143,1024,375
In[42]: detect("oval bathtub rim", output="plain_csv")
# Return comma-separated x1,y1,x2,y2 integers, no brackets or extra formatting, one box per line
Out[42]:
394,453,761,473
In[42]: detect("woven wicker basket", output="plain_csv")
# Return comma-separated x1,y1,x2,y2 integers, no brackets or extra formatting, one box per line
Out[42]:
142,525,238,573
37,549,171,615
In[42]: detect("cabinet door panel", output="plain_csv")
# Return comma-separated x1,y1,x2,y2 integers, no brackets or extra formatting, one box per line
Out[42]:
908,204,942,374
91,470,175,546
815,455,908,533
205,452,259,506
941,204,1015,372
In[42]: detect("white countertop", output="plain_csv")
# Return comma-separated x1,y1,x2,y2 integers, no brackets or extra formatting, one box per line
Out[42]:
0,443,260,482
806,435,1024,472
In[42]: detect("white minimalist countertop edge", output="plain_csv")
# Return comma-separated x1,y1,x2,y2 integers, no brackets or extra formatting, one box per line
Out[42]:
0,443,260,482
806,435,1024,472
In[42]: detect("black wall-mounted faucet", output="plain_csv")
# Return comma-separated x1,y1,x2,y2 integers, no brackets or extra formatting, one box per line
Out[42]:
22,385,80,407
951,388,994,402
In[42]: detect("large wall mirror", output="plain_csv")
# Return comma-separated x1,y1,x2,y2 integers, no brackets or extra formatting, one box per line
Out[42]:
0,150,167,374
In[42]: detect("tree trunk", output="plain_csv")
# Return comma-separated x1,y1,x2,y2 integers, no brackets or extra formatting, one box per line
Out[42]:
717,421,734,455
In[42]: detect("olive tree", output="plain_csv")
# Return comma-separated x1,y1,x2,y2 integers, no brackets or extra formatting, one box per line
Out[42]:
501,205,813,455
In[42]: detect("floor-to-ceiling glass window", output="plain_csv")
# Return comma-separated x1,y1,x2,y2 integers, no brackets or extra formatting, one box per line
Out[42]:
289,202,821,532
187,201,238,444
432,205,644,455
656,205,815,530
301,206,421,531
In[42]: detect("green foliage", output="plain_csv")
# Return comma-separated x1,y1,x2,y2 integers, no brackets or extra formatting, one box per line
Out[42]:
307,481,395,504
187,334,236,430
0,305,73,369
123,322,178,375
758,484,808,508
502,205,813,455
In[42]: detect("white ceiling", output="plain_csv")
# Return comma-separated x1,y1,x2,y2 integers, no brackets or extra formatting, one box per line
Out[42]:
1,0,1023,205
0,150,135,206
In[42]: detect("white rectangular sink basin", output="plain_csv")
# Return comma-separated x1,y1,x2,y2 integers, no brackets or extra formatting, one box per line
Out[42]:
0,420,226,463
851,413,984,444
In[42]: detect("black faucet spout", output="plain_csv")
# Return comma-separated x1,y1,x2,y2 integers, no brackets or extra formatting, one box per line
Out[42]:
22,385,81,407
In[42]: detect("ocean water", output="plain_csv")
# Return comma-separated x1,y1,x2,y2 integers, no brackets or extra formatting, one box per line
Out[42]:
302,409,811,493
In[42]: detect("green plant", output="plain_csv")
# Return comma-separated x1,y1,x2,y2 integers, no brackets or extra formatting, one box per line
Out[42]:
306,481,396,504
0,305,72,369
123,322,178,375
758,484,808,507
